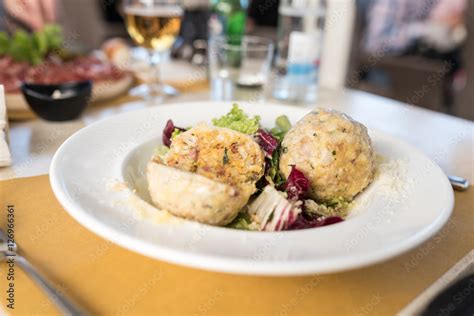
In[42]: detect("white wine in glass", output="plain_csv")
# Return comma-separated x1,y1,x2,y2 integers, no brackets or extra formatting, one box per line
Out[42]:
124,0,183,101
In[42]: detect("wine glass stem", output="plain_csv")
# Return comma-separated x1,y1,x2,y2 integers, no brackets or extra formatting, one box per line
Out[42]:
148,49,162,100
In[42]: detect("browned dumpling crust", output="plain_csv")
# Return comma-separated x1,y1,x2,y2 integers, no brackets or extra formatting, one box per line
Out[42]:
164,124,265,189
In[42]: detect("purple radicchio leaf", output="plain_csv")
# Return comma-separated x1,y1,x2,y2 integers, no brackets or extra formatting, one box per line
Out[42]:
162,119,185,147
283,165,310,201
288,212,343,230
255,128,279,157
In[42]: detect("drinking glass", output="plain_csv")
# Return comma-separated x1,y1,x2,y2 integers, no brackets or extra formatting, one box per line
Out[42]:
124,0,183,102
209,35,274,101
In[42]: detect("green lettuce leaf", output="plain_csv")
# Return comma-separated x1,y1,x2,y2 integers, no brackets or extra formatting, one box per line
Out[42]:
212,104,261,135
270,115,291,141
226,212,252,230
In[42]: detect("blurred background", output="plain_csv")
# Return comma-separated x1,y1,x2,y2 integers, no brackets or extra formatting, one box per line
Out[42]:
0,0,472,120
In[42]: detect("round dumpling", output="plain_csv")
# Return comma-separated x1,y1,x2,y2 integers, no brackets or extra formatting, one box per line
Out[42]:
147,160,253,225
279,108,375,202
147,124,265,226
164,124,265,189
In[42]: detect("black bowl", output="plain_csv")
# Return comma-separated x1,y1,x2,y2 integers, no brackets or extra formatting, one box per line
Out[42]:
21,81,92,121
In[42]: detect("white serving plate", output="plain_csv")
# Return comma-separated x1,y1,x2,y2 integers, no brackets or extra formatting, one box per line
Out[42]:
50,102,454,275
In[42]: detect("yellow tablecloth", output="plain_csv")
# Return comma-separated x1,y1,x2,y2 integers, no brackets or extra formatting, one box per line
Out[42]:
0,175,473,315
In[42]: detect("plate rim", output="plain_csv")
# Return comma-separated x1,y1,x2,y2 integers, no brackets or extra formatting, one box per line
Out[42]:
49,101,455,275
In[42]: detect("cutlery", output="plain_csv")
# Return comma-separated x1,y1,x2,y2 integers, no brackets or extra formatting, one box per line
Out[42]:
0,229,87,315
448,175,470,191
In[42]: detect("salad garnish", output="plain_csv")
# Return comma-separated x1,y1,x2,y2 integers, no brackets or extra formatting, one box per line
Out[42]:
264,147,285,188
212,104,260,134
288,212,343,230
158,105,350,231
270,115,292,141
283,165,310,201
255,128,279,157
248,186,301,231
162,119,185,147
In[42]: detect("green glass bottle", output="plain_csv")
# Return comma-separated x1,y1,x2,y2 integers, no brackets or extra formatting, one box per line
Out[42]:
209,0,247,44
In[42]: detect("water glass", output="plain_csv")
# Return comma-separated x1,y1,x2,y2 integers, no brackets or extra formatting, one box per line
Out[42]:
209,36,274,101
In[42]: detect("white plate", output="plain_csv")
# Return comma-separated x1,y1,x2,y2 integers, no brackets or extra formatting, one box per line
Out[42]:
50,102,454,275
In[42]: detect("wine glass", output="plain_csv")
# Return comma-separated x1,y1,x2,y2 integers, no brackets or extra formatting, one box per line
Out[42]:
124,0,183,102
